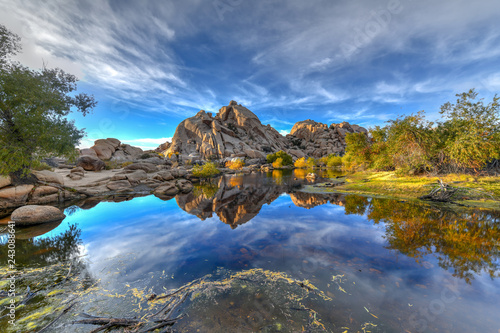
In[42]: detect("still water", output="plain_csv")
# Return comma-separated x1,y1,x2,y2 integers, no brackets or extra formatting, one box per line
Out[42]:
1,170,499,332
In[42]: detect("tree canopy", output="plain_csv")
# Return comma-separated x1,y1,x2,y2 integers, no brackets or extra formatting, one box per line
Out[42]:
0,25,96,179
344,89,500,174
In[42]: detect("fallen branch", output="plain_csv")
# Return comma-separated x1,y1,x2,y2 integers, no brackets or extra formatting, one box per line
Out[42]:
419,179,457,202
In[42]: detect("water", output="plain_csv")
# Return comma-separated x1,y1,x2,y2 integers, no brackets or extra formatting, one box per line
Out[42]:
1,170,499,332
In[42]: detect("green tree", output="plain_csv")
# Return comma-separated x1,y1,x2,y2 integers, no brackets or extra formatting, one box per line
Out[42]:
343,132,370,171
385,111,435,174
0,25,96,181
439,89,500,172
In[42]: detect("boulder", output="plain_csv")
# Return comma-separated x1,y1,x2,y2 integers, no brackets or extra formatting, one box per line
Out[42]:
154,170,175,181
11,205,65,225
124,163,157,173
176,179,194,193
170,168,187,178
0,175,11,189
68,167,85,180
0,185,34,202
125,170,148,185
106,180,132,191
33,170,64,185
91,139,117,160
77,156,105,171
154,182,179,196
80,148,98,158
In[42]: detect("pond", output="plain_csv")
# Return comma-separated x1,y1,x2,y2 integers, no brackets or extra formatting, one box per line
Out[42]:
1,170,499,332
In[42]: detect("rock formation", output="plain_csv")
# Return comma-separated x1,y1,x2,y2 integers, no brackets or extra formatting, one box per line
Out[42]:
11,205,66,225
80,138,144,162
166,101,290,161
165,101,367,160
287,120,368,157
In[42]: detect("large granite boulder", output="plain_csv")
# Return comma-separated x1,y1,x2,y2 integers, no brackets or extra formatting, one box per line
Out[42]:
0,176,11,189
166,101,290,160
91,138,120,160
77,156,106,171
11,205,65,225
124,162,157,173
33,170,64,185
154,181,179,196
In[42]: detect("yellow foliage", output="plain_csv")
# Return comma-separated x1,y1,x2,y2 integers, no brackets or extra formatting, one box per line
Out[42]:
226,159,245,170
272,157,284,168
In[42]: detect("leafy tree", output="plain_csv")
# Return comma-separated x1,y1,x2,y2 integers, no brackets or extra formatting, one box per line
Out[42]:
343,132,370,171
0,25,96,181
294,157,308,168
385,111,435,174
439,89,500,172
369,126,393,171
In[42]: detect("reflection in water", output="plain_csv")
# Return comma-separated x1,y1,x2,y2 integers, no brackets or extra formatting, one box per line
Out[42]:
1,171,499,332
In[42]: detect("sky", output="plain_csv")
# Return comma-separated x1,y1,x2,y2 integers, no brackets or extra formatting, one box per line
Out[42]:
1,0,499,150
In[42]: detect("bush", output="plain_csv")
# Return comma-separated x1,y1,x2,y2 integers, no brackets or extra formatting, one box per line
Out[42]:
319,154,342,168
104,160,122,170
272,157,284,169
294,157,308,168
121,161,133,168
226,159,245,170
267,151,293,166
192,162,220,178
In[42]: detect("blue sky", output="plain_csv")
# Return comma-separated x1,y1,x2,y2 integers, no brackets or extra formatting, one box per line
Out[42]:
1,0,499,149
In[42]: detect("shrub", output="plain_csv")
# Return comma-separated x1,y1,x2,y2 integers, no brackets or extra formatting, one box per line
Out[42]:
272,157,284,169
306,157,317,168
121,161,133,168
139,153,153,159
226,159,245,170
319,154,342,168
294,157,308,168
104,160,122,170
267,151,293,166
31,161,53,171
191,162,220,178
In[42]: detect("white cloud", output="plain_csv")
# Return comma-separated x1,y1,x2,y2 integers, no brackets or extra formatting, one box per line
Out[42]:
279,130,290,136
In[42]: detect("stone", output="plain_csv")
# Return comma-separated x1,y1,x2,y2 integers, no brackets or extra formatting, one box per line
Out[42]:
154,182,179,196
106,180,132,191
154,170,174,181
80,148,98,158
33,170,64,185
176,179,194,193
91,139,116,160
0,185,34,201
77,156,105,171
124,163,157,173
229,100,238,106
11,205,65,225
126,170,148,185
170,168,187,178
0,175,11,189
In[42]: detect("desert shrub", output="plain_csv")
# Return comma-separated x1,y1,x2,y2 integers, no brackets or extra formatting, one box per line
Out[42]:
226,159,245,170
139,153,153,159
294,157,308,168
104,160,122,170
192,162,220,178
267,151,293,166
272,157,284,169
319,154,342,168
306,157,317,168
31,161,53,171
121,161,133,168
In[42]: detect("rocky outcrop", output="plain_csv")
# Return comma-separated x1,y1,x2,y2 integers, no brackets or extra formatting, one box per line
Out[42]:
80,138,144,162
165,101,367,161
33,170,64,185
0,176,12,189
288,120,367,157
11,205,65,225
166,101,289,160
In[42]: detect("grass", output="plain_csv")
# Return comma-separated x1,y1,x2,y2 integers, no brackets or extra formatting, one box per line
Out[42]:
313,171,500,209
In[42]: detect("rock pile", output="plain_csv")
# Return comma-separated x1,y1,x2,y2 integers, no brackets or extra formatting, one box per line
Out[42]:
287,120,368,157
166,101,290,161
